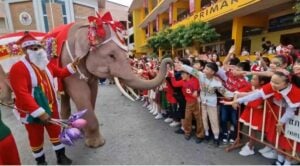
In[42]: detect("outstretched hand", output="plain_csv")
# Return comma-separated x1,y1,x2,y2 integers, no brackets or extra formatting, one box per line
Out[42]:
276,122,284,134
220,100,239,110
231,70,247,76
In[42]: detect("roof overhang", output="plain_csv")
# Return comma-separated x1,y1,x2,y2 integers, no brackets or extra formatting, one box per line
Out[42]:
172,0,291,28
209,0,292,25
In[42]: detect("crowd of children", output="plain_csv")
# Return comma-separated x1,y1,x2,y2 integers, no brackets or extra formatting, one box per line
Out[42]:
130,44,300,165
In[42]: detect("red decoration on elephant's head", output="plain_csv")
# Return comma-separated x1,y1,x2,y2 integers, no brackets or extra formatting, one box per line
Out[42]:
87,12,125,47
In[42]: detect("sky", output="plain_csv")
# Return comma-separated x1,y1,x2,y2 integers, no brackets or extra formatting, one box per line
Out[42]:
108,0,133,7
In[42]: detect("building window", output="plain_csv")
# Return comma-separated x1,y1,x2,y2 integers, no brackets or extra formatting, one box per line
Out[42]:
41,0,67,32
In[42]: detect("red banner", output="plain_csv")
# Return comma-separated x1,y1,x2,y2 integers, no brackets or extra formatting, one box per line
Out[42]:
143,0,148,8
169,4,173,25
147,24,150,36
156,16,159,31
189,0,195,13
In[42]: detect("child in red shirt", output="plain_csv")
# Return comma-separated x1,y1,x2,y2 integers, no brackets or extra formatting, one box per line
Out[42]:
170,71,205,143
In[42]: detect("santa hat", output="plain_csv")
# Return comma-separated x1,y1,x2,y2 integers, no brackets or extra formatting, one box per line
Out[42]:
17,31,41,48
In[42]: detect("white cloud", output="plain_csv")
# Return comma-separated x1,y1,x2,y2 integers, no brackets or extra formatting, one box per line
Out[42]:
108,0,133,7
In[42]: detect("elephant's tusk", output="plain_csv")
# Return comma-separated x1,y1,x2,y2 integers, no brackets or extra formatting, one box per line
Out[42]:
114,77,135,102
126,86,139,100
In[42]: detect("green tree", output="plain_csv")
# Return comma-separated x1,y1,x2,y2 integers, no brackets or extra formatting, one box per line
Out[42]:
147,21,219,51
180,21,220,47
147,34,160,53
167,25,186,48
147,29,172,52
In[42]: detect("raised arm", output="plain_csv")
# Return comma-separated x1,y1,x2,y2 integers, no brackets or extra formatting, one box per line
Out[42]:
216,67,228,81
236,90,263,104
216,82,234,98
234,91,252,98
181,64,204,79
222,45,235,70
221,90,264,106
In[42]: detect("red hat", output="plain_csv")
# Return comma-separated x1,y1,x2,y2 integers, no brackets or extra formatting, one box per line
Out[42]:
17,31,41,48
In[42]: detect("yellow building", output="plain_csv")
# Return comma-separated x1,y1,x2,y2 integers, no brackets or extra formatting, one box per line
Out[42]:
129,0,299,58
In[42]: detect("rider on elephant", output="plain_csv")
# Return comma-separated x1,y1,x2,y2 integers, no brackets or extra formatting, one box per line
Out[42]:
9,32,79,165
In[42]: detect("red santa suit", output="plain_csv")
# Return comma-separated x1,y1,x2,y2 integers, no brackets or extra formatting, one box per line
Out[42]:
237,83,300,152
264,84,300,152
237,84,264,131
9,34,76,159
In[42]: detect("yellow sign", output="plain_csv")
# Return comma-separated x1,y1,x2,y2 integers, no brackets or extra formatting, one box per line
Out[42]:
195,0,260,22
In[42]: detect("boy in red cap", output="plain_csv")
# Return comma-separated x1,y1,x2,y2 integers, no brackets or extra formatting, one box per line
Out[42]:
9,31,79,165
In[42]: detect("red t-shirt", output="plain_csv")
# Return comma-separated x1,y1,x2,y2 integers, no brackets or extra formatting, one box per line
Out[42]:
164,78,177,104
191,76,200,89
171,77,199,103
225,70,250,92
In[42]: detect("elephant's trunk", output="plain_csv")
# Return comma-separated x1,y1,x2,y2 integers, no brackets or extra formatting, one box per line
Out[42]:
124,58,172,90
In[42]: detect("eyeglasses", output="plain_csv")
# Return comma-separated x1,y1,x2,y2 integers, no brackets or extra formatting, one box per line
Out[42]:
27,45,42,51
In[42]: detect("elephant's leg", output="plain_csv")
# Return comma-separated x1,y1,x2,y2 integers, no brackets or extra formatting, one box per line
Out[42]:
85,78,105,147
88,78,98,111
60,93,71,119
64,76,104,148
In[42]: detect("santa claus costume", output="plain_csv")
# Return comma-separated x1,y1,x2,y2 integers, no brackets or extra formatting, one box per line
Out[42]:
261,83,300,152
237,82,300,152
238,84,265,131
9,32,76,165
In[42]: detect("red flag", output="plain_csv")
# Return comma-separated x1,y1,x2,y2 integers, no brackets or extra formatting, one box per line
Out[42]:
143,0,148,8
189,0,195,14
169,4,173,25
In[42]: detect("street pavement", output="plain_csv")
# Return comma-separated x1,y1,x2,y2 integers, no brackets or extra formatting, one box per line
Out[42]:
2,84,271,165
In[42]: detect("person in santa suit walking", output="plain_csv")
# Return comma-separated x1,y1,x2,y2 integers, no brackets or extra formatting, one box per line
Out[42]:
9,32,79,165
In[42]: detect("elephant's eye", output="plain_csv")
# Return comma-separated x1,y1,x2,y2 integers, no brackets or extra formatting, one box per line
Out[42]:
109,54,116,60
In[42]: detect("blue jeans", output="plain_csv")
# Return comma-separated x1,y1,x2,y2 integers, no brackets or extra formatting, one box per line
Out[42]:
220,104,238,138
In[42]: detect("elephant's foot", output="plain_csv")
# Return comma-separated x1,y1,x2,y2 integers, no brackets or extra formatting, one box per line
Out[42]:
84,130,105,148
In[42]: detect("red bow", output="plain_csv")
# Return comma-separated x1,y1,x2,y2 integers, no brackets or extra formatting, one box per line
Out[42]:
88,13,105,39
88,12,124,39
101,12,124,32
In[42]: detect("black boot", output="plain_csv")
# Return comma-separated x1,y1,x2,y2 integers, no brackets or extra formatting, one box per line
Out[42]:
213,138,220,147
55,148,72,165
35,154,48,165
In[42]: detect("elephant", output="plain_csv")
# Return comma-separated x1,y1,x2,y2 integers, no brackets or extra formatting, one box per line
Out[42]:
0,13,172,148
55,20,172,148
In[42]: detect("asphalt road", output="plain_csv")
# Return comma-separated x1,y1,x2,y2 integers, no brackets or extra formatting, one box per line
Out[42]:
2,84,271,165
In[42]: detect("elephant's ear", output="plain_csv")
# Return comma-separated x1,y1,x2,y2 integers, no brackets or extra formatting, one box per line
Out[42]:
74,27,90,58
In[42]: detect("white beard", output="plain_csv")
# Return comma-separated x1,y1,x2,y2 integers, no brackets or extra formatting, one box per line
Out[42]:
27,49,49,70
